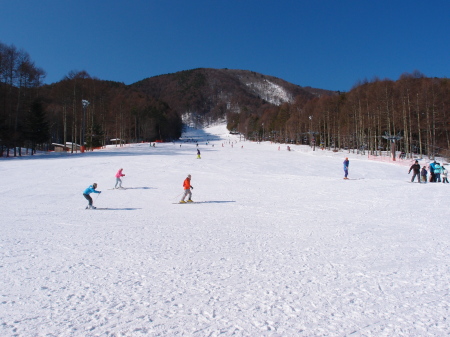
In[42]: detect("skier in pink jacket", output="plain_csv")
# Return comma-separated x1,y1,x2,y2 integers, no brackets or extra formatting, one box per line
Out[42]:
114,168,126,189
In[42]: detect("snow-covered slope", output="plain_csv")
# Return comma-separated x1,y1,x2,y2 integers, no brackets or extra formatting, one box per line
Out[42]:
245,79,294,105
1,124,449,336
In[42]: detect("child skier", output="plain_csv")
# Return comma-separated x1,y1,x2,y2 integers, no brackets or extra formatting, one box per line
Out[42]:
180,174,194,203
83,183,101,209
197,149,201,159
115,168,126,189
442,165,448,183
421,166,428,183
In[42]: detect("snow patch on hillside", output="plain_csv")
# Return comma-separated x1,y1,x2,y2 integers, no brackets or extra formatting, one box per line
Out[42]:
246,79,293,105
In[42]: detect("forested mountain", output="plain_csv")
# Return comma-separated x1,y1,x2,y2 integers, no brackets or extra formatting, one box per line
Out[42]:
1,41,448,159
242,73,449,160
131,68,332,126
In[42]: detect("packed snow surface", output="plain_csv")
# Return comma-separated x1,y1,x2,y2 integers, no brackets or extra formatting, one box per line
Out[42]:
1,124,449,336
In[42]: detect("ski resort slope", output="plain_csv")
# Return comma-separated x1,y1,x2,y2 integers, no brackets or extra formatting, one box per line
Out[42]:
1,124,449,336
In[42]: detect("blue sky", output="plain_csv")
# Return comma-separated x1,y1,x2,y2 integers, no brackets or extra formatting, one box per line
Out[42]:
1,0,449,91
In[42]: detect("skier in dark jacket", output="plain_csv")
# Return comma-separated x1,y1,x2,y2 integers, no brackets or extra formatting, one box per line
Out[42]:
408,160,421,183
420,166,428,183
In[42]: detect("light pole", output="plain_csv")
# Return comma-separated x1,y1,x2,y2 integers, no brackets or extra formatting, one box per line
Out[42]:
81,99,89,153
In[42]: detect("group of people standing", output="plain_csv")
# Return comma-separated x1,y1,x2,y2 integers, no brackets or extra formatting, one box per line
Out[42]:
343,156,448,184
409,160,448,183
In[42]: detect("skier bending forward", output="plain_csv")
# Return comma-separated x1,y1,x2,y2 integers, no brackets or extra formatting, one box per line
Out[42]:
180,174,194,203
83,183,101,209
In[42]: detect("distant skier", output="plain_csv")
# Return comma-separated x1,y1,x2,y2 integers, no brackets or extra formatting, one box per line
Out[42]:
180,174,194,203
115,168,126,189
343,158,349,179
441,165,448,183
83,183,101,209
429,160,436,182
421,166,428,183
434,162,442,182
408,160,421,183
197,149,201,159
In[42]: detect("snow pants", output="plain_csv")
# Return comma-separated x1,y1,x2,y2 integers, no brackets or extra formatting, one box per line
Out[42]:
411,172,421,183
115,177,122,188
181,189,192,201
83,193,93,206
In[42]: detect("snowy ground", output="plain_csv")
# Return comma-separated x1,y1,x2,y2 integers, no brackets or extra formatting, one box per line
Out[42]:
1,124,449,336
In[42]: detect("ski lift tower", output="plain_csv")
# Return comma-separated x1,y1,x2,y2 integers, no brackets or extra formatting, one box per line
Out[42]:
382,132,402,161
81,100,90,153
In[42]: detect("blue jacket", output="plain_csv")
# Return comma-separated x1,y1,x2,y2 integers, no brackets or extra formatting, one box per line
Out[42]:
83,185,100,195
429,162,436,172
434,164,441,174
343,160,349,170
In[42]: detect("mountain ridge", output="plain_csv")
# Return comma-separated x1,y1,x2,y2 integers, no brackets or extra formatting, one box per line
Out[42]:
130,68,336,125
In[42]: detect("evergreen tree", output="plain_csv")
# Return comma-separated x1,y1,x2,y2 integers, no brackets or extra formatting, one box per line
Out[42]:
25,98,50,154
86,123,104,148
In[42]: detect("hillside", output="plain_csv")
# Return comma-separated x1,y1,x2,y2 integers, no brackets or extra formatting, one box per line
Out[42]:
130,68,335,126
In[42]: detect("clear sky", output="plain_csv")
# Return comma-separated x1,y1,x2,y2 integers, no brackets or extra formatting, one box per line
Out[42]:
1,0,449,91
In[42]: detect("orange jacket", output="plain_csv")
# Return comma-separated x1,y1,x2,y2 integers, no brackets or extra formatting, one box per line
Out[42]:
183,177,191,190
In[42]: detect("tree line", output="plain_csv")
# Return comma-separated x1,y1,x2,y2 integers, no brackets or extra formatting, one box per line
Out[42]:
0,42,182,157
228,72,449,160
1,41,448,160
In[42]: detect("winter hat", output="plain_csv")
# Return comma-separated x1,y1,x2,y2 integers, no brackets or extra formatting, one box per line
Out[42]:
93,183,97,188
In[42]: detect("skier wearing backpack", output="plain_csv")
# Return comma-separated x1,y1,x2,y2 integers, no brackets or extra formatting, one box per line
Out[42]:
180,174,194,203
83,183,101,209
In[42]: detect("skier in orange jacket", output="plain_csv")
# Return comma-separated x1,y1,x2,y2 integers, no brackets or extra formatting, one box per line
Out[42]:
180,174,194,203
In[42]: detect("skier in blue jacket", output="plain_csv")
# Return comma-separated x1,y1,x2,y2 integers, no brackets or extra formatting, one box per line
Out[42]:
83,183,101,209
429,161,436,182
343,158,349,179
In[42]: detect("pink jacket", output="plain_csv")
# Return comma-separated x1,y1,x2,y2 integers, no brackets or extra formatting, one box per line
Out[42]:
115,169,125,178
